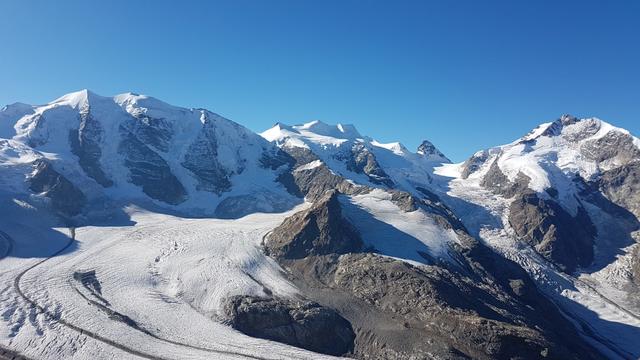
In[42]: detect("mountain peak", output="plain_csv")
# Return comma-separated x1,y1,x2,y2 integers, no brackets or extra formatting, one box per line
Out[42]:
417,140,450,162
51,89,102,108
293,120,362,139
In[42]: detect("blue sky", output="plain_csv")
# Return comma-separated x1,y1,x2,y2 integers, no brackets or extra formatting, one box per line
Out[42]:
1,0,638,161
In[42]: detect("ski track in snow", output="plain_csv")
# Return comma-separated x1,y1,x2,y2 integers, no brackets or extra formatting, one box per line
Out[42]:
0,207,340,360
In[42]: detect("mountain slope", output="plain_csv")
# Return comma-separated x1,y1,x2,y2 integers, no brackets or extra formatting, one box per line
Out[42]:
433,115,640,358
0,90,296,218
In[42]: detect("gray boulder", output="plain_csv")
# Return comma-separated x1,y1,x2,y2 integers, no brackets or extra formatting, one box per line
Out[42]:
224,296,355,356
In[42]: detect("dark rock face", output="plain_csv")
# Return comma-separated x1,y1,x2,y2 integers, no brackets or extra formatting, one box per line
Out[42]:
281,147,320,168
181,117,231,194
123,113,174,152
417,140,450,162
28,159,87,216
265,191,363,260
581,131,640,163
23,114,49,148
118,129,187,205
539,114,580,138
480,160,531,198
284,162,364,202
389,190,420,212
69,111,113,187
341,143,394,187
508,191,596,273
277,248,600,360
224,296,355,356
598,161,640,219
259,148,295,170
460,150,488,179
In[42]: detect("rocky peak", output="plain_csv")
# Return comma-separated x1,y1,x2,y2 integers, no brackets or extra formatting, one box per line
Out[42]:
417,140,450,162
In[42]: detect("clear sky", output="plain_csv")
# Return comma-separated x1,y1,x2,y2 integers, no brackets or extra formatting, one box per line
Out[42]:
1,1,638,161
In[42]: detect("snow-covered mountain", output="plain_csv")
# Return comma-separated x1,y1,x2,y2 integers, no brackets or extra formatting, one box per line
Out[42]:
1,93,639,360
434,114,640,358
262,120,449,191
0,90,296,218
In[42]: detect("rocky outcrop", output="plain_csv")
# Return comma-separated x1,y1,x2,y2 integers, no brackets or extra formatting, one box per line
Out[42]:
598,161,640,219
28,159,87,216
581,131,640,164
69,110,113,187
460,150,488,179
278,152,365,202
181,117,231,194
123,112,174,153
265,191,363,260
118,129,187,205
417,139,450,162
223,296,355,356
508,191,596,273
480,160,531,198
274,245,600,359
341,143,394,187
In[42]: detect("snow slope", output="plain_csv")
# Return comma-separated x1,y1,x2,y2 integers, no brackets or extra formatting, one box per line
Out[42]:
0,197,341,359
340,189,460,265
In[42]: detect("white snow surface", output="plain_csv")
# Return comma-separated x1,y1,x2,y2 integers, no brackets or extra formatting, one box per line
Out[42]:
340,190,461,265
0,197,342,360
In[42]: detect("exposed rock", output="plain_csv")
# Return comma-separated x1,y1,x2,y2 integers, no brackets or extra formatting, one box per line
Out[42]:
417,140,450,162
539,114,580,138
181,116,231,193
598,161,640,219
259,148,295,170
284,161,366,202
389,190,420,212
263,188,601,359
508,191,596,273
281,146,320,168
581,131,640,164
460,150,488,179
340,143,394,187
69,110,113,187
280,250,600,360
118,129,187,205
223,295,355,356
265,191,363,260
28,159,86,216
123,113,174,152
480,160,531,198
